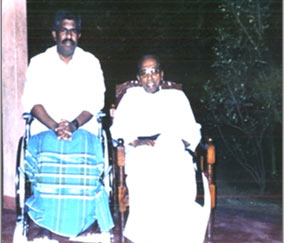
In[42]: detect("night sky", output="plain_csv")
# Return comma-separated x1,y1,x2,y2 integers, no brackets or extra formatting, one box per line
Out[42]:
26,0,282,120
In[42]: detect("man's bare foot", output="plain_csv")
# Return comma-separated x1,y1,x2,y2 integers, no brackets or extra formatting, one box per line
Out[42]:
31,228,58,242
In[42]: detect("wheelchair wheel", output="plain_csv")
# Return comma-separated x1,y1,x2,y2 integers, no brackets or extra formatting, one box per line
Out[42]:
15,136,24,219
14,136,30,242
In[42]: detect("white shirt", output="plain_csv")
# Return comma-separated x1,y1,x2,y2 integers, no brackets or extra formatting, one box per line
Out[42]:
22,45,105,135
110,86,201,152
110,86,205,243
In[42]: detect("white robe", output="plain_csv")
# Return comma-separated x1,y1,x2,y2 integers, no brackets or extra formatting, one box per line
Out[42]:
111,87,210,243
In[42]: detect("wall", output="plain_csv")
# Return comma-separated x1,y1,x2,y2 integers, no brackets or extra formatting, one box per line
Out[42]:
2,0,27,209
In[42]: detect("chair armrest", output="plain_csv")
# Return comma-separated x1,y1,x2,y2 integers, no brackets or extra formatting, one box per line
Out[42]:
116,139,125,167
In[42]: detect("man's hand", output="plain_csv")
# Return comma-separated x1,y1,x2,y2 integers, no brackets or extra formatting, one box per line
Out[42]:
30,105,93,141
54,119,76,140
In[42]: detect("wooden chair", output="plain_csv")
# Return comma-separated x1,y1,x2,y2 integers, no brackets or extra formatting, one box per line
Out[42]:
110,80,216,242
194,137,216,240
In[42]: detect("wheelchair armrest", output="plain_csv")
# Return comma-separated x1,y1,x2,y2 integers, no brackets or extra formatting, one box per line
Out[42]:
22,113,34,125
96,111,106,123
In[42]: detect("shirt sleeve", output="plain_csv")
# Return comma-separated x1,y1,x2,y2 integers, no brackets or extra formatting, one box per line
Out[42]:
110,91,137,146
176,91,201,151
22,58,43,113
79,55,106,116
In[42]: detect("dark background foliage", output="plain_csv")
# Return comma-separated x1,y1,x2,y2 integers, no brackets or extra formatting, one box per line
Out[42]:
27,2,280,97
26,0,281,120
26,0,282,193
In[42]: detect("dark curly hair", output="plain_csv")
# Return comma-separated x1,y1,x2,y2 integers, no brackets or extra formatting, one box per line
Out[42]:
53,10,82,33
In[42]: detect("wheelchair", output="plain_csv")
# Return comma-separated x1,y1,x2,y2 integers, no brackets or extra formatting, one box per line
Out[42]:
109,80,216,243
13,112,115,243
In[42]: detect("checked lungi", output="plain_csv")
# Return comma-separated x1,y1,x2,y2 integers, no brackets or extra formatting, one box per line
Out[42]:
24,129,114,237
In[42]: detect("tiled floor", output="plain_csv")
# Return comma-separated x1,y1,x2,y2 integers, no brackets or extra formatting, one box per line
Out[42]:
2,202,282,243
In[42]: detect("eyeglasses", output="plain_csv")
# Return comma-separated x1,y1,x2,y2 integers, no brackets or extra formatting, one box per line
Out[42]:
58,28,79,35
139,67,160,78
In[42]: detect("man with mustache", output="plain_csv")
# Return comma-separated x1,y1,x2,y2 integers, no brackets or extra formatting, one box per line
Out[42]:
21,10,114,241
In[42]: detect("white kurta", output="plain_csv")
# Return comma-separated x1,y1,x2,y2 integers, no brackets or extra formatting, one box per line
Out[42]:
22,45,105,135
111,87,208,243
